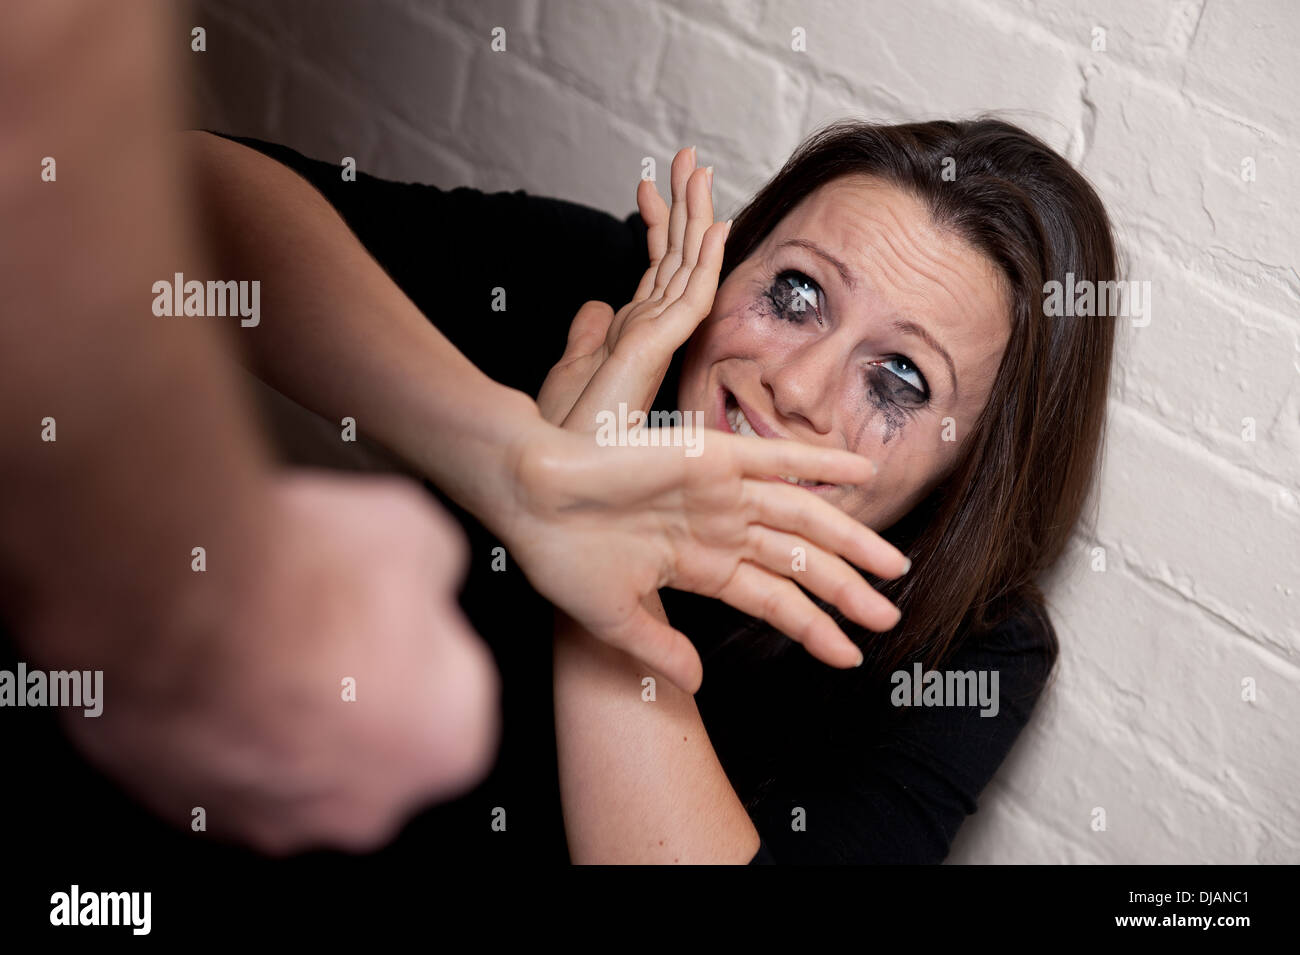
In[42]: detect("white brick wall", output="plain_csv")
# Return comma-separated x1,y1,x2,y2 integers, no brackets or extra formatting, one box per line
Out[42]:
187,0,1300,863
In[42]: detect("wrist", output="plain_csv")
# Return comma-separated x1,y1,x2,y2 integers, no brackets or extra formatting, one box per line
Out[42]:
401,368,537,499
435,385,553,544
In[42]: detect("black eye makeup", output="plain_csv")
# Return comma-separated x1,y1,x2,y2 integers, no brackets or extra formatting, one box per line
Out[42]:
752,263,935,442
868,356,930,405
864,358,929,445
762,269,824,325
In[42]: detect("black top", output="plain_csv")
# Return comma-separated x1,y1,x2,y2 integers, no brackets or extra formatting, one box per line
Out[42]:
0,134,1056,875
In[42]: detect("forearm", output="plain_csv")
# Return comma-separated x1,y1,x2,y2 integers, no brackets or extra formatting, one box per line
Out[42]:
553,594,760,864
185,131,544,535
0,2,273,675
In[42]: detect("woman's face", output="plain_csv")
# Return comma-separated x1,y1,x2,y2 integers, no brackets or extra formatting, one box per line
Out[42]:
678,174,1012,531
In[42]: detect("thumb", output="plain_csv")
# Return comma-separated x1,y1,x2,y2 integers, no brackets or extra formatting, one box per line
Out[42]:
602,604,704,695
562,300,616,360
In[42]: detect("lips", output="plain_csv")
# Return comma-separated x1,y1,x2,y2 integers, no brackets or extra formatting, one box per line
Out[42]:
717,387,833,490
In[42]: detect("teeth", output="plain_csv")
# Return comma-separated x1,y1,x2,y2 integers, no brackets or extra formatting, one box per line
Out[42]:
725,403,759,438
780,475,821,487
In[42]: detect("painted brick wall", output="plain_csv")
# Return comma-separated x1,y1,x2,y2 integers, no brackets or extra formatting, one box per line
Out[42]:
186,0,1300,863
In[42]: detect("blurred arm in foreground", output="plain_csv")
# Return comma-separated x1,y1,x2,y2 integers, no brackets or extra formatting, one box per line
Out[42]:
0,0,499,855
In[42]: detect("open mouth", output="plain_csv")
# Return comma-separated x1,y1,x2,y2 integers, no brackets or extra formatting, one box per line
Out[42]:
721,388,831,490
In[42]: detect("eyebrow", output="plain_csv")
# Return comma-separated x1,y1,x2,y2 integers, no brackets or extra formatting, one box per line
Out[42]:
890,319,958,399
777,237,960,398
776,238,858,291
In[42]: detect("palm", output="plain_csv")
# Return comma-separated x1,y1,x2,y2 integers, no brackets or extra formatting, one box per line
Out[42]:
505,425,904,692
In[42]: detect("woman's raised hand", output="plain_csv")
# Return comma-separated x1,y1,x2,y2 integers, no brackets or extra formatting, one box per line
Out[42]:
538,146,725,426
502,426,907,694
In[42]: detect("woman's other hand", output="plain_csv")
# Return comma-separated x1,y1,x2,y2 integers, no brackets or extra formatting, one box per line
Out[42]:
538,146,724,426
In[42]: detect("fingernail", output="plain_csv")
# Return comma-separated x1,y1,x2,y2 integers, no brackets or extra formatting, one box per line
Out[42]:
690,145,698,165
854,649,865,667
724,217,733,237
706,165,714,189
900,557,912,575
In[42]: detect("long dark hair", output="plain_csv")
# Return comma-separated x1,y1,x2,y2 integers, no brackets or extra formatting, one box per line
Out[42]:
676,117,1118,685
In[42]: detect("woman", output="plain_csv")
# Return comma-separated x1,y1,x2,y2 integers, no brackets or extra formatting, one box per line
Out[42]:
543,122,1117,863
193,117,1117,864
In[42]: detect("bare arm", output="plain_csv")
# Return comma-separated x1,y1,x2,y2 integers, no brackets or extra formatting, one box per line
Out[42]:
0,5,273,667
554,596,760,864
0,2,500,854
185,130,541,530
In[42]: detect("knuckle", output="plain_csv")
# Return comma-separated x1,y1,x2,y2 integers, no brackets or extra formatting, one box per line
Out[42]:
759,585,785,622
333,809,402,854
247,819,304,858
830,576,859,612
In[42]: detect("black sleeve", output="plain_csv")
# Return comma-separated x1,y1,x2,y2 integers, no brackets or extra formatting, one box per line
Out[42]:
203,132,649,399
746,608,1055,864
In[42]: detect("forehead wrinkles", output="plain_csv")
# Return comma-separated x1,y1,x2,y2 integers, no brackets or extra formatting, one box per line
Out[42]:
809,183,987,318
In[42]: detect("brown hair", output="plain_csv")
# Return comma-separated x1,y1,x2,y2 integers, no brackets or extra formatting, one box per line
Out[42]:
715,117,1119,681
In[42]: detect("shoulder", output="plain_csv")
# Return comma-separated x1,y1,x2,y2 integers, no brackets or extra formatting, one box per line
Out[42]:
946,597,1058,713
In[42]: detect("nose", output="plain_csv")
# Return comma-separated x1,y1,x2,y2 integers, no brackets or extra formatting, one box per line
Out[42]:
759,337,838,435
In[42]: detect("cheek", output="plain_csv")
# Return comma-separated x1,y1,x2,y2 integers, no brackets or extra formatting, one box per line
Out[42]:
838,450,935,530
838,407,961,525
679,298,771,397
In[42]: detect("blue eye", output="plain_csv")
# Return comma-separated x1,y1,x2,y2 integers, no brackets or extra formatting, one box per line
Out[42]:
783,272,820,314
766,270,823,323
877,356,929,397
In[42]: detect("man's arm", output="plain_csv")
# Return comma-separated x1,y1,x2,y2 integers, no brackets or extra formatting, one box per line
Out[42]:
0,0,498,854
0,3,273,670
